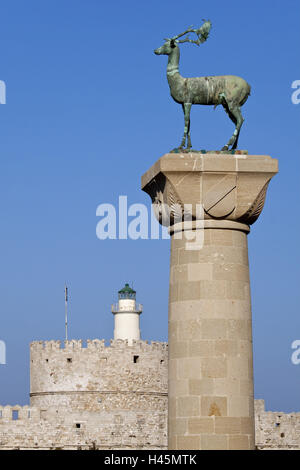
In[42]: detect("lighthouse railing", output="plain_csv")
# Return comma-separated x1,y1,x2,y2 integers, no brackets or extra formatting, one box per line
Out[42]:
111,303,143,313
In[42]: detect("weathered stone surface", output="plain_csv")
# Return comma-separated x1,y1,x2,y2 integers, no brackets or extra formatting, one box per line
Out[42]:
142,152,278,450
0,405,167,449
30,339,167,411
0,339,168,450
255,400,300,450
142,153,278,226
0,345,299,449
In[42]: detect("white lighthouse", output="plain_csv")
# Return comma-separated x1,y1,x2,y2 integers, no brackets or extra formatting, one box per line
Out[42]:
111,283,143,345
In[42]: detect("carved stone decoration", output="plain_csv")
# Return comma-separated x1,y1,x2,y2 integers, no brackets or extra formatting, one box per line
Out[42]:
203,174,237,219
143,172,185,226
237,180,271,225
142,153,278,228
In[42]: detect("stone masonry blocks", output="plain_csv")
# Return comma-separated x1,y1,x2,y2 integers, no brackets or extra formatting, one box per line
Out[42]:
142,152,278,450
168,229,255,449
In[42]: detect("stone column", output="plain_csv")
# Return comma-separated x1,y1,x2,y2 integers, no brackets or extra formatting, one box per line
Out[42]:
142,153,278,450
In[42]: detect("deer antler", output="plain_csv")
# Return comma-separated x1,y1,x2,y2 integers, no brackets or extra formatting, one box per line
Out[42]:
172,20,212,46
171,25,194,41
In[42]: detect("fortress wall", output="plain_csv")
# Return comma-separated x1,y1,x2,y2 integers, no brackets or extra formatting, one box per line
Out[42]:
1,341,299,450
255,400,300,449
1,400,300,450
0,407,167,449
0,339,169,449
30,339,168,411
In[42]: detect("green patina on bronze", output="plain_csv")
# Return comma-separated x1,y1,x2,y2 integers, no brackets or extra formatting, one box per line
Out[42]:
154,21,251,152
118,283,136,299
170,149,248,155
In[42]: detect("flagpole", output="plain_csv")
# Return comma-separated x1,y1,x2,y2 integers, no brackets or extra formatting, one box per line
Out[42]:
65,284,68,341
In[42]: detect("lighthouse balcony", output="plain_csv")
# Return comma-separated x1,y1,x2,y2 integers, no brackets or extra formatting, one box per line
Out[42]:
111,303,143,314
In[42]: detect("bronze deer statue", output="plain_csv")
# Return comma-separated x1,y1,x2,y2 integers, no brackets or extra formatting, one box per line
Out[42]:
154,21,251,151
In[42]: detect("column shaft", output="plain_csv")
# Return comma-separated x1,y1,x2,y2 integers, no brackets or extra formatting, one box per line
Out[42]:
168,225,255,450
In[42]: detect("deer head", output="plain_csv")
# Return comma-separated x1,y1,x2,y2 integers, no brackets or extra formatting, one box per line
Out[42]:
154,38,177,56
154,20,212,55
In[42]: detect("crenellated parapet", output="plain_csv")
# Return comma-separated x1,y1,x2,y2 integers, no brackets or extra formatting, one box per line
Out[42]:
0,405,41,421
30,339,168,352
31,339,105,351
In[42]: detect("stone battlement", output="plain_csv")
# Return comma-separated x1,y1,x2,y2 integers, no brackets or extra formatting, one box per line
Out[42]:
30,339,168,353
255,399,300,417
255,400,300,449
0,405,41,421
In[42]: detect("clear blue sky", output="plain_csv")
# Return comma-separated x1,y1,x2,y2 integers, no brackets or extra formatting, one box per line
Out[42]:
0,0,299,412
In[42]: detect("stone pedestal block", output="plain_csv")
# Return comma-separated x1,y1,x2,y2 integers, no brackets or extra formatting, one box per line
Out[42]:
142,153,278,450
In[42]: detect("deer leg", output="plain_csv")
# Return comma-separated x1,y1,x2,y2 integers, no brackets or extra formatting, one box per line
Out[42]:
232,128,241,150
226,109,238,149
222,106,244,151
187,115,192,150
179,103,192,149
231,107,243,149
179,104,186,148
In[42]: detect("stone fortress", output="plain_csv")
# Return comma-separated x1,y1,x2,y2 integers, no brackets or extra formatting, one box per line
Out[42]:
0,283,299,450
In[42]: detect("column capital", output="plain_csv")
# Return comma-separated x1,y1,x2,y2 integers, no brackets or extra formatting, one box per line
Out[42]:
141,153,278,228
